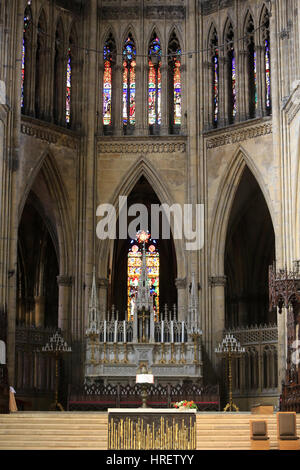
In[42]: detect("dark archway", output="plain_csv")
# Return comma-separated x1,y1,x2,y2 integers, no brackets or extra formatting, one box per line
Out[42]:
17,192,59,328
225,167,276,328
110,176,177,319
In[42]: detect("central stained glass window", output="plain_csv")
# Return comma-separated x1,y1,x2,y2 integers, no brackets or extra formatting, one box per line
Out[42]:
123,34,136,127
127,232,159,321
66,48,71,125
148,33,162,126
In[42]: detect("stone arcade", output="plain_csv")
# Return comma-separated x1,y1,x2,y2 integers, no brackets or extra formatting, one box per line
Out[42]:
0,0,299,415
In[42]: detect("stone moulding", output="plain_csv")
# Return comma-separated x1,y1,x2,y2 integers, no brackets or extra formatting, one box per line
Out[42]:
99,5,186,20
97,140,187,154
21,119,80,150
205,122,272,149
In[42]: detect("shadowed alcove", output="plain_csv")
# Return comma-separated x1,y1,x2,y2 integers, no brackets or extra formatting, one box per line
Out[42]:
224,166,276,328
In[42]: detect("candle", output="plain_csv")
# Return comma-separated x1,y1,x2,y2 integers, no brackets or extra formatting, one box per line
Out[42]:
171,320,174,343
123,320,126,343
114,320,118,343
182,321,185,343
161,320,164,343
104,320,107,343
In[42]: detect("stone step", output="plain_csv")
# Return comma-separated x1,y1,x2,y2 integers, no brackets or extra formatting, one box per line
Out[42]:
0,426,106,432
0,430,107,437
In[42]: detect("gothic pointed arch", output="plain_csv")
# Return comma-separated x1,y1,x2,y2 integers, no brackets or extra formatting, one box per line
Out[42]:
19,149,74,277
97,157,186,285
224,165,276,327
209,147,275,277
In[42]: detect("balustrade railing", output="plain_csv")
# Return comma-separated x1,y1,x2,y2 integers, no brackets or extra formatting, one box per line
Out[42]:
68,382,220,411
224,323,278,396
92,320,192,344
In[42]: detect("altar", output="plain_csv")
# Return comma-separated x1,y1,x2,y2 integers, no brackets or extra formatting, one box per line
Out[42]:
85,233,202,388
108,408,197,450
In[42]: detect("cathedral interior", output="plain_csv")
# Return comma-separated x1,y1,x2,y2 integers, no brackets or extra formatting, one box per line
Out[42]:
0,0,299,416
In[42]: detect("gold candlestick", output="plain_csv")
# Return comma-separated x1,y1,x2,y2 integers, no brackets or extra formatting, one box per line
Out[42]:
159,343,166,364
179,343,186,363
102,342,108,363
169,343,176,363
215,334,245,412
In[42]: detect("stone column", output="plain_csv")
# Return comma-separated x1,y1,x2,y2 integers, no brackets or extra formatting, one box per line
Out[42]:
237,49,248,122
28,43,37,117
160,63,168,136
203,61,213,130
43,47,53,122
219,55,229,127
34,296,45,327
209,276,226,367
113,59,123,136
255,44,264,118
57,275,73,333
71,57,84,131
175,277,186,321
135,57,143,136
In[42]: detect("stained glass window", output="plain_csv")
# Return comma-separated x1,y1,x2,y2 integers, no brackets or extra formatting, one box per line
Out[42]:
103,48,112,126
231,49,237,119
127,234,159,321
173,59,181,125
148,34,161,126
226,23,236,123
21,5,31,108
213,51,219,123
66,48,71,125
246,15,256,118
168,31,182,128
254,50,258,108
103,35,115,126
123,34,136,127
210,29,219,126
265,39,271,110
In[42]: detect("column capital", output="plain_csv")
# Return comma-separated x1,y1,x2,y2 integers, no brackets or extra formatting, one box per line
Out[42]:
209,275,227,287
175,277,187,289
98,278,109,288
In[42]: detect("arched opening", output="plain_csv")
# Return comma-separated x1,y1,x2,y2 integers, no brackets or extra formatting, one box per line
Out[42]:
109,176,177,319
224,167,276,328
17,191,59,328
